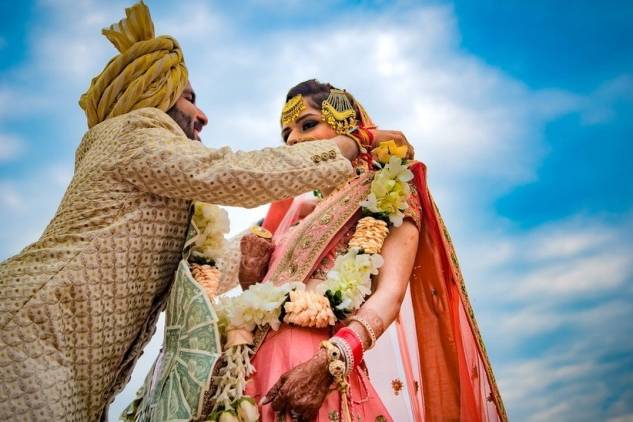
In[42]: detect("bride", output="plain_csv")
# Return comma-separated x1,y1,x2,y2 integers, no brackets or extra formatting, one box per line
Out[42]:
231,80,506,421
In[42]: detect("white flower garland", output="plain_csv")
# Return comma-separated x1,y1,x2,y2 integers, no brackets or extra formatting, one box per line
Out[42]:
191,202,230,263
208,153,411,420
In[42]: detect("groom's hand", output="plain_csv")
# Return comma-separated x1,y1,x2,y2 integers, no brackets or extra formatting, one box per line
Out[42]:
369,129,415,159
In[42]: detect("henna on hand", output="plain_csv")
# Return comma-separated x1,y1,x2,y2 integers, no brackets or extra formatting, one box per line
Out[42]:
238,233,273,290
262,349,332,421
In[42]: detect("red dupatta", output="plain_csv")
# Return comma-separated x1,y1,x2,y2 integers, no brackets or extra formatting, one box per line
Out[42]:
406,161,507,421
260,162,506,421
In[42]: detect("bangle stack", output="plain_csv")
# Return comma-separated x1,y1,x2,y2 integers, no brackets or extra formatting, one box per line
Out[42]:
320,340,353,422
330,336,354,375
323,327,366,422
334,327,364,369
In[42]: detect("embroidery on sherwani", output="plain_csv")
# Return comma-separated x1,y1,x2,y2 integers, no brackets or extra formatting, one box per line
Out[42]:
267,172,372,284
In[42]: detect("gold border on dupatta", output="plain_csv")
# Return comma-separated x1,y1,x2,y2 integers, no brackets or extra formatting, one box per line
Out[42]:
432,199,508,421
268,173,373,283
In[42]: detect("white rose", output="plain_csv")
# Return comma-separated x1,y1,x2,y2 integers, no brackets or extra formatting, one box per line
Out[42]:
236,398,260,422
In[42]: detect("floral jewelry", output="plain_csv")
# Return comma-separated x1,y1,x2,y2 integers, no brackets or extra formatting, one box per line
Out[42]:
187,202,229,300
208,145,413,420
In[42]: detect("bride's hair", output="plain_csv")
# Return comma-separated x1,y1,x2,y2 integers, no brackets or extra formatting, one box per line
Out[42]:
285,79,359,112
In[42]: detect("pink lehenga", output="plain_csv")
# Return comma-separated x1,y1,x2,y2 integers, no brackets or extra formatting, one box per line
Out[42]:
245,162,507,421
245,172,404,421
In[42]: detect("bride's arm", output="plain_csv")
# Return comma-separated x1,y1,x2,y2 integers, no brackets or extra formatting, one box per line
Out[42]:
347,219,419,348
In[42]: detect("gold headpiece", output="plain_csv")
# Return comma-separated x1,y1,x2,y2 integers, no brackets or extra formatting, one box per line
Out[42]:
321,89,358,135
281,94,306,126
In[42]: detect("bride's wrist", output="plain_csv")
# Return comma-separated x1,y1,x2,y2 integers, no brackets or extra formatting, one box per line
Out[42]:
314,349,334,383
332,135,360,161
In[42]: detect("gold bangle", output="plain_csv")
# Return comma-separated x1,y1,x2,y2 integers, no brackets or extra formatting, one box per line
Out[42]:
330,337,354,376
320,340,349,384
349,316,377,349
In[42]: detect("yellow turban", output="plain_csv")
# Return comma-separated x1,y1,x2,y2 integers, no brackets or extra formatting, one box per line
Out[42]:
79,1,188,128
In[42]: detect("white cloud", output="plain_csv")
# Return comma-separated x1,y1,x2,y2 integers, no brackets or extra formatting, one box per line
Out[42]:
0,134,25,161
0,182,25,211
515,252,631,297
0,166,69,257
465,215,633,420
1,1,631,421
581,74,633,125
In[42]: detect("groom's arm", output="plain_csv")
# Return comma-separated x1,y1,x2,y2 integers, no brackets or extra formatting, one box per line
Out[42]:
110,109,355,208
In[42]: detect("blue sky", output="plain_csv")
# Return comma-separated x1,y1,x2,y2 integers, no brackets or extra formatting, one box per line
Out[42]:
1,1,632,420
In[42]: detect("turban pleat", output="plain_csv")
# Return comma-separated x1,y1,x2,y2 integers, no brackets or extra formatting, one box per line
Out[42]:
79,1,188,128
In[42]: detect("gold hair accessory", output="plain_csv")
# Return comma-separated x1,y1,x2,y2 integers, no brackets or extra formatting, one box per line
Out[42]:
281,94,306,126
321,89,358,135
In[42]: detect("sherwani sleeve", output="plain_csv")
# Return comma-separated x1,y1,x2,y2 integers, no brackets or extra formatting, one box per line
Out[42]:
111,111,354,208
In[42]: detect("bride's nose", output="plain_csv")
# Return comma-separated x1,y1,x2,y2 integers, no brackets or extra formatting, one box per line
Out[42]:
286,131,300,145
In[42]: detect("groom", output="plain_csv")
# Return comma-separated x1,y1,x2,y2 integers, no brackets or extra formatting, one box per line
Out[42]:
0,2,409,421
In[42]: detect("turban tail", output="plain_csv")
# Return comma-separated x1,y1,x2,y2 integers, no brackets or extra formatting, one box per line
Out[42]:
79,1,188,128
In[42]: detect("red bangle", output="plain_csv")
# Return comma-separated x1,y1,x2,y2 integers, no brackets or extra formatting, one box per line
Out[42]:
334,327,363,367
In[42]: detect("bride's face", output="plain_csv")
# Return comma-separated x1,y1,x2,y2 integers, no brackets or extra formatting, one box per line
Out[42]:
281,99,337,145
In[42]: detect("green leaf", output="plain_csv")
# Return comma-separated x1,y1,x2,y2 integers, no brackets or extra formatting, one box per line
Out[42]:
325,290,349,320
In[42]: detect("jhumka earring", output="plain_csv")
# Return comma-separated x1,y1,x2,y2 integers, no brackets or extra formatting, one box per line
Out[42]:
321,89,358,135
281,94,306,127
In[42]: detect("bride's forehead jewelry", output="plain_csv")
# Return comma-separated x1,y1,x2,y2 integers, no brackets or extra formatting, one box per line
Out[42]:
321,88,358,135
281,94,306,126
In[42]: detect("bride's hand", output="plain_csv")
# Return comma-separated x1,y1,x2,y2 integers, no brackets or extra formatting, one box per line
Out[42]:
262,349,332,421
238,233,273,290
369,128,415,159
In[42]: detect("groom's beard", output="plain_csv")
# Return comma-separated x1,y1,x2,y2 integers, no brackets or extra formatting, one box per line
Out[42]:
167,106,200,142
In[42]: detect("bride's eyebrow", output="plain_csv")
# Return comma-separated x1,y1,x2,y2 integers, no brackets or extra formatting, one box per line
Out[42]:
296,113,319,124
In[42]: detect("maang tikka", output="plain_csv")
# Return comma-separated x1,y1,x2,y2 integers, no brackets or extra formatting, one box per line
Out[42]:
281,94,306,127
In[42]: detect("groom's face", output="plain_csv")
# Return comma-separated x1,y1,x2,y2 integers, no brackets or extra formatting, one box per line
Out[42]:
167,82,208,142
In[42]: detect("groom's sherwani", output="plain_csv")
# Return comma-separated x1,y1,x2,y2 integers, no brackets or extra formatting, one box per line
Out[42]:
0,107,353,421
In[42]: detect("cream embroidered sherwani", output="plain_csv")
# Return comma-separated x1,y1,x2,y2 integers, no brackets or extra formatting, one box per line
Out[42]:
0,107,353,421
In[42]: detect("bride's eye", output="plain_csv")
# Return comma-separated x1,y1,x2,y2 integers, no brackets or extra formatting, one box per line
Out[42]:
302,120,318,131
